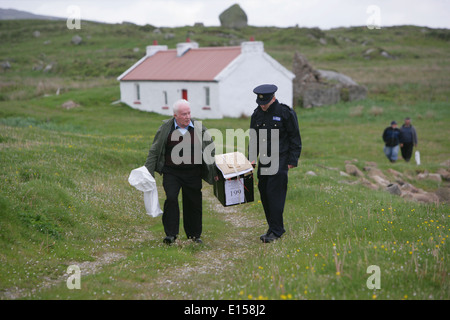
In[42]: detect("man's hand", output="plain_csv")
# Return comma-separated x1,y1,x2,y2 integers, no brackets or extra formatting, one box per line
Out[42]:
251,160,256,169
288,164,295,169
214,175,219,181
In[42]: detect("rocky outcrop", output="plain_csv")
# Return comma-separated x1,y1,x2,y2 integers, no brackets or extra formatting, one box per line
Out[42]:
333,160,450,204
292,51,367,108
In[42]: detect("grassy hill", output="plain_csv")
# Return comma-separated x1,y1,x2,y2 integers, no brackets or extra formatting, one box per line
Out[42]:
0,20,449,300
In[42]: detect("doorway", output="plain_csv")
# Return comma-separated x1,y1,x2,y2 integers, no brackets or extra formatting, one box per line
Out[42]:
182,89,188,100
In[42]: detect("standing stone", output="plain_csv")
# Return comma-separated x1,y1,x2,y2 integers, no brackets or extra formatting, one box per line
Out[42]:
219,4,248,29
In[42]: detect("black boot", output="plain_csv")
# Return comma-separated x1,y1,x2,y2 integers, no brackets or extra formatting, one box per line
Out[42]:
163,235,177,245
260,232,281,243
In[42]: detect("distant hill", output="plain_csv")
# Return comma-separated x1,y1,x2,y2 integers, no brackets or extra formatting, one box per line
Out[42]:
0,8,64,20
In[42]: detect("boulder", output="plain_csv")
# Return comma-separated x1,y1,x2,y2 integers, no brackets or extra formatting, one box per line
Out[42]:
417,172,443,182
302,83,340,108
440,160,450,167
219,4,247,29
1,60,11,70
371,175,390,187
359,178,379,190
71,35,82,45
292,51,367,108
364,166,387,179
345,164,364,177
386,183,402,196
402,192,439,204
427,173,443,182
401,183,421,194
317,69,358,86
387,168,403,178
435,187,450,203
61,100,80,110
437,168,450,181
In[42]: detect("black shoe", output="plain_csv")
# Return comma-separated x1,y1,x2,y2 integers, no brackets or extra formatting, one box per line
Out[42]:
163,235,177,244
192,237,203,244
260,232,281,243
260,232,269,241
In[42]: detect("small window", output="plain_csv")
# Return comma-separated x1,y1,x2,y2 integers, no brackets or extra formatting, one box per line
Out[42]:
204,87,210,106
135,83,140,101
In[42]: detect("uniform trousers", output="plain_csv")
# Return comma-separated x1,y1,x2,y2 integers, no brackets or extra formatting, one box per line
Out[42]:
258,167,288,237
162,167,202,238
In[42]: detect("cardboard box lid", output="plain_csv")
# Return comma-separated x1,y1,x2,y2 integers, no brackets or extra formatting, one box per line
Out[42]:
215,152,253,179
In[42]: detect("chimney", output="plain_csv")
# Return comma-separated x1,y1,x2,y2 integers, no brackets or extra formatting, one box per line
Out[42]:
177,39,199,56
241,41,264,54
146,41,168,56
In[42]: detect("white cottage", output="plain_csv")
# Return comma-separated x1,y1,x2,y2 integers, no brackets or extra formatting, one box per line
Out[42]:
117,40,295,119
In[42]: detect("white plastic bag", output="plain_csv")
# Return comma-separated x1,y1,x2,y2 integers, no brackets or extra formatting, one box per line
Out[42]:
128,166,163,217
415,150,421,165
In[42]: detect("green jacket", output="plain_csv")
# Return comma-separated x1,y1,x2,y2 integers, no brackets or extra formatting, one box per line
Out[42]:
144,118,217,185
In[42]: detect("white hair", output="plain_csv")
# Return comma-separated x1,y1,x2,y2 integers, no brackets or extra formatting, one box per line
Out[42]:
173,99,190,115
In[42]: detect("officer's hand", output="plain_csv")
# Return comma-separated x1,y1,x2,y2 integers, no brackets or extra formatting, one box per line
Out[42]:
214,175,219,181
288,165,295,169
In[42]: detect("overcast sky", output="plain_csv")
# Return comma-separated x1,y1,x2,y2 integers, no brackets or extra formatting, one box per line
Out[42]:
2,0,449,29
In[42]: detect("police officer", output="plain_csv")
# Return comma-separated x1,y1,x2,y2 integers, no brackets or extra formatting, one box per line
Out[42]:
249,84,302,243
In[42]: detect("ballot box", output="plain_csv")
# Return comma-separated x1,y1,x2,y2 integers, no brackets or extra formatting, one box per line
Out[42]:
213,152,254,207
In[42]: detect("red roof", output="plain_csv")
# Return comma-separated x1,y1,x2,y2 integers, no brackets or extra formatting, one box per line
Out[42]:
121,46,242,82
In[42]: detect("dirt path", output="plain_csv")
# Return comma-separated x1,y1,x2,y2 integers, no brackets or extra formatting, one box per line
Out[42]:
134,186,264,299
1,185,263,300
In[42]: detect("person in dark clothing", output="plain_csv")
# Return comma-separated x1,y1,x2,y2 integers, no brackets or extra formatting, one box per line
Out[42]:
399,117,418,162
249,84,302,243
382,121,401,163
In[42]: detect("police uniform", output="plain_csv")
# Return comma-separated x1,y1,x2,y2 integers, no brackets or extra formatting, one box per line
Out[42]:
249,84,302,243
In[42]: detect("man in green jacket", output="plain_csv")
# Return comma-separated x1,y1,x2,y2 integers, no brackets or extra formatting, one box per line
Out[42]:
145,99,217,244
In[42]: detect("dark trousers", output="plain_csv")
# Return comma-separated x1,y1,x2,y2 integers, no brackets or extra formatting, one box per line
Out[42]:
401,142,414,162
162,170,202,238
258,169,288,237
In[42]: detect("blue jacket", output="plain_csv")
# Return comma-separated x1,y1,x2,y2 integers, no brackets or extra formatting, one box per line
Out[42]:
382,126,401,147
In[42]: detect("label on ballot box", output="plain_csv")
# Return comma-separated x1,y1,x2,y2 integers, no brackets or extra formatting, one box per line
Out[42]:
225,178,244,206
213,152,254,207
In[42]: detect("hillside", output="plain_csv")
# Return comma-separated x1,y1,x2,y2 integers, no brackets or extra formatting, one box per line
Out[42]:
0,20,449,301
0,8,64,21
1,19,449,103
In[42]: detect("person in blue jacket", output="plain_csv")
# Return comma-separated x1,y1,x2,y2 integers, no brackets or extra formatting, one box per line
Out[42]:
382,121,401,163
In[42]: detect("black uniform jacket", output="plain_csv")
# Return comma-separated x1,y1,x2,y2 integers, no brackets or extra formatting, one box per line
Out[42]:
249,100,302,174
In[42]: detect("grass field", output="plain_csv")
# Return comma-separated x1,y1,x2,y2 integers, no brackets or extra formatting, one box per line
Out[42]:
0,20,449,300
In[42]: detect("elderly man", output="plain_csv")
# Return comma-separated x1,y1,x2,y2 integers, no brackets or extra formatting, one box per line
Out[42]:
145,99,216,244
